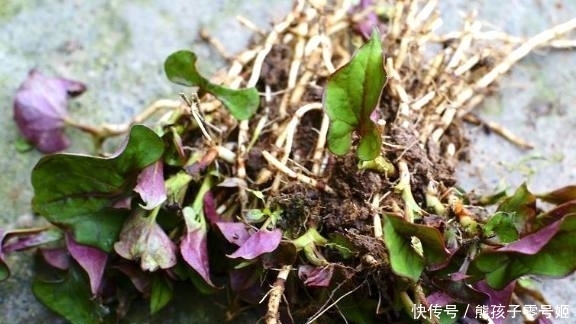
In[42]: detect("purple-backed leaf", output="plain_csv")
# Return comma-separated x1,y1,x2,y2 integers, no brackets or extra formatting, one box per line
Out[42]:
0,229,8,281
229,266,263,304
497,217,563,254
0,227,63,281
474,214,576,289
3,227,62,253
203,191,220,224
537,200,576,228
134,161,167,210
298,265,334,287
66,234,107,295
227,229,282,260
114,209,177,272
474,280,515,324
180,206,214,286
13,69,86,153
40,247,70,270
215,222,251,246
113,262,151,294
537,185,576,205
426,291,454,307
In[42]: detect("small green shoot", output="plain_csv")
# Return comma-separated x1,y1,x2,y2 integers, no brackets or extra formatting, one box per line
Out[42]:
324,31,387,161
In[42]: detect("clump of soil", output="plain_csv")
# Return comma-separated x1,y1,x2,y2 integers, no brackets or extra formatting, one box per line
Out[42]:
198,0,576,322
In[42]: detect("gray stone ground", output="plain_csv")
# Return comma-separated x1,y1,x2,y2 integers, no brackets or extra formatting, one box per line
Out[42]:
0,0,575,323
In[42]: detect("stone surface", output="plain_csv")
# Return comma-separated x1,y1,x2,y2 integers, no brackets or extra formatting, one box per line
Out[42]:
0,1,290,322
1,0,575,323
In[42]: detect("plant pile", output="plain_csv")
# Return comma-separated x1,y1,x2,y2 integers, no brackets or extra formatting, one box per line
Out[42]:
3,0,576,323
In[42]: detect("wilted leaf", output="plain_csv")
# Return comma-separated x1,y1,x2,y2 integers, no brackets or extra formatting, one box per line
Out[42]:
324,31,386,160
473,215,576,289
66,234,107,295
298,265,334,287
2,227,63,254
383,214,450,281
114,208,177,272
134,160,167,210
32,265,106,324
13,69,86,153
150,274,173,314
32,125,164,251
0,227,63,281
180,206,214,287
537,185,576,205
227,229,282,260
164,50,259,120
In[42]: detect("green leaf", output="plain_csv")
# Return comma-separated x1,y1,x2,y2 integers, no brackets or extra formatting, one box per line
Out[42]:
383,214,450,281
33,265,106,324
31,125,164,251
484,212,519,243
473,215,576,289
496,183,536,235
150,274,173,314
324,31,386,161
164,50,259,120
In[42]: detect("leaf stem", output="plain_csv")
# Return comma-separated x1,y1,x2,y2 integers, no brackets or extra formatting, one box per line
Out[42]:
395,160,422,223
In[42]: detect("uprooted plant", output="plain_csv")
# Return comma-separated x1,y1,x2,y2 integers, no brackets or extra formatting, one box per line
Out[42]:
4,1,576,323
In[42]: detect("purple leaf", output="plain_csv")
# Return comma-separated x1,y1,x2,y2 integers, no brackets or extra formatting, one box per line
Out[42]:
538,185,576,205
13,69,86,153
426,291,454,307
39,247,70,270
134,161,167,210
0,227,63,280
113,262,151,294
215,222,251,246
2,227,62,253
229,266,263,304
474,280,515,324
203,191,220,224
114,210,177,272
298,265,334,287
227,229,282,260
66,234,107,295
350,0,380,40
180,206,214,286
498,217,563,255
